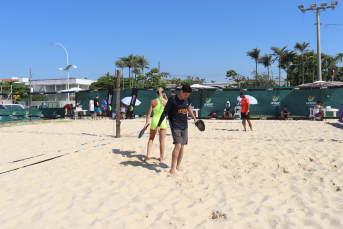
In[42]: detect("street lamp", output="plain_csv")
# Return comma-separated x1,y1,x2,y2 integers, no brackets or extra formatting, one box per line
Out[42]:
298,2,338,81
50,43,77,103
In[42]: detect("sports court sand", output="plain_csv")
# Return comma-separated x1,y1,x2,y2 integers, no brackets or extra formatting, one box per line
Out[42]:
1,119,343,228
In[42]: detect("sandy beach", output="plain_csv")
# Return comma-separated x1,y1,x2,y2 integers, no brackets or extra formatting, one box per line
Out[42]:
0,118,343,228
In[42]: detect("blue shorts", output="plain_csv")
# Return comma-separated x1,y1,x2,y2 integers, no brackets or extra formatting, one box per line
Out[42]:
94,107,101,113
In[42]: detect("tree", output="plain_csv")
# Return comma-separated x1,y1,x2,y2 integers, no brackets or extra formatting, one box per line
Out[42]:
305,50,316,83
131,56,140,88
132,68,142,88
294,42,311,84
226,70,238,80
124,54,134,88
258,54,274,79
0,81,29,101
138,55,150,81
280,51,297,85
271,46,288,85
246,47,261,79
115,60,125,89
89,72,116,90
327,53,343,81
32,94,49,101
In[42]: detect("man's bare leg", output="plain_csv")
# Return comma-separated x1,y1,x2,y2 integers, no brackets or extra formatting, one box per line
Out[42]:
247,120,253,131
242,120,247,131
170,143,181,176
176,145,184,171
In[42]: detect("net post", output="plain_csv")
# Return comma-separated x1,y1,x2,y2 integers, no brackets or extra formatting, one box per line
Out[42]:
116,70,121,138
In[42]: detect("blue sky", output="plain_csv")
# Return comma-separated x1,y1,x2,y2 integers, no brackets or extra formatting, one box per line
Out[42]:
0,0,342,83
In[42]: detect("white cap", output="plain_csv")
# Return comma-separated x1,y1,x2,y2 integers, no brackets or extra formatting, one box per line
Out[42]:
227,101,230,103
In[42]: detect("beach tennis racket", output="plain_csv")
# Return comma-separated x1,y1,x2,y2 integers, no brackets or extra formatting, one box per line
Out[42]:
195,120,205,131
138,124,150,138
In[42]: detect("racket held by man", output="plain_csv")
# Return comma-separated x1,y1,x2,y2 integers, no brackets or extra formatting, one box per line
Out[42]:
195,120,205,131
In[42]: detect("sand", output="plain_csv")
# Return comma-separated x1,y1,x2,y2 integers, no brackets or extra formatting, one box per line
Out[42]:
0,118,343,228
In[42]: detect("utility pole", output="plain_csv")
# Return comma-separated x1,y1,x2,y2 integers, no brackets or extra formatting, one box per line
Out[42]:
158,61,160,75
298,2,338,81
30,68,32,121
116,70,121,138
279,55,281,86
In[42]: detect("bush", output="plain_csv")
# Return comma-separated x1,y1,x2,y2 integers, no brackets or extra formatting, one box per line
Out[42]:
32,94,49,101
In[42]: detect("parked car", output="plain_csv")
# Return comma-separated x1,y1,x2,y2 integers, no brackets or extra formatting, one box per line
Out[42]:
31,105,48,108
0,104,26,109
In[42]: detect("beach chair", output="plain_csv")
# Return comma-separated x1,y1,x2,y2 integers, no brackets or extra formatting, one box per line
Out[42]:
211,111,218,118
309,108,314,118
234,106,241,118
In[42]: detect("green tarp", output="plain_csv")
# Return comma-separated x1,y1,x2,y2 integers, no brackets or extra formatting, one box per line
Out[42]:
76,87,343,117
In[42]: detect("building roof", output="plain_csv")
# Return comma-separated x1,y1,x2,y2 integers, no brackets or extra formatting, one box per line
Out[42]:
16,77,95,86
1,79,18,82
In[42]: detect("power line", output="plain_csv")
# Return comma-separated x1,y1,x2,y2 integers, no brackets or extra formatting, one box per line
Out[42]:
324,24,343,29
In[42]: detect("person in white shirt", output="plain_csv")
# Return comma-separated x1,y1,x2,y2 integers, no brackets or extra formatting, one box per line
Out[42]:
314,101,326,120
75,104,82,119
89,98,94,120
120,103,128,119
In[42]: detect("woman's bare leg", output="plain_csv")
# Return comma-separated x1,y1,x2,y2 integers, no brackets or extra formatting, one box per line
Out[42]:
146,129,156,160
159,129,166,162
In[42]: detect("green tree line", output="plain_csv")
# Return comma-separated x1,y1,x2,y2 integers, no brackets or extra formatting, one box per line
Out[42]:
244,43,343,86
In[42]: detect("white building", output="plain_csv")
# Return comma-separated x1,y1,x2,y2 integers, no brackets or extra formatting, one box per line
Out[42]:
15,77,95,100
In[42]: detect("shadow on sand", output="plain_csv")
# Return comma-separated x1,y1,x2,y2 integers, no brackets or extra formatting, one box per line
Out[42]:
326,122,343,130
214,128,240,131
112,149,168,173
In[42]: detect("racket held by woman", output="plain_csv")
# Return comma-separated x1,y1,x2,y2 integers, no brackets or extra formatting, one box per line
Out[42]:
138,124,150,138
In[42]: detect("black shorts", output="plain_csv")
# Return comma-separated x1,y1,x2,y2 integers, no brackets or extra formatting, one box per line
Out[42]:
171,128,188,145
241,112,250,120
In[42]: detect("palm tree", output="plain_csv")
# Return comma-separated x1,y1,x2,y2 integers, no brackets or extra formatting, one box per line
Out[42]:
321,53,330,81
271,46,288,86
138,55,150,76
305,50,316,82
246,48,261,79
132,68,142,88
129,55,140,88
115,60,125,89
294,42,311,84
258,54,274,79
124,54,134,88
280,51,297,85
139,56,150,88
327,53,343,81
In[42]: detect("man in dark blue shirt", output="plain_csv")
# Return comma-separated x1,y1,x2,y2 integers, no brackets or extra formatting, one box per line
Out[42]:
156,84,197,176
224,101,232,118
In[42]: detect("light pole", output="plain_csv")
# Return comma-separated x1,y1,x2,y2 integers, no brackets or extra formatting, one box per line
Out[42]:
298,1,338,82
50,43,77,103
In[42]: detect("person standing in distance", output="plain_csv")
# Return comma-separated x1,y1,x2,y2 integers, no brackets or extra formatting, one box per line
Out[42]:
240,92,252,131
89,98,94,120
156,84,197,176
101,99,107,120
94,94,102,120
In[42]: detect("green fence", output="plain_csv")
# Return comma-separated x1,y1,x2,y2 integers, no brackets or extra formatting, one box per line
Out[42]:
0,108,41,123
2,87,341,123
75,87,343,117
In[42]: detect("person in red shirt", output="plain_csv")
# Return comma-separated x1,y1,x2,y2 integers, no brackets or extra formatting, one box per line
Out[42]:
240,92,252,131
64,103,73,119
